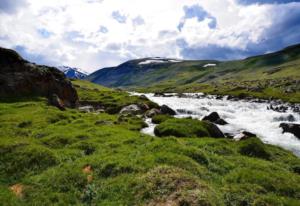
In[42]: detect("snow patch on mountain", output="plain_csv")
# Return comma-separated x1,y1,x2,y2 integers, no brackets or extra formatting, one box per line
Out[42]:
58,66,88,79
203,63,216,68
138,58,182,65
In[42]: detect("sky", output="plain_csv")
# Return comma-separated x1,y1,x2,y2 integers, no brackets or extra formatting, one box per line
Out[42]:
0,0,300,73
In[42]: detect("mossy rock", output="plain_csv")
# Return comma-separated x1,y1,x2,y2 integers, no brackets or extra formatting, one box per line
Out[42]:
152,114,173,124
154,118,224,138
239,137,271,160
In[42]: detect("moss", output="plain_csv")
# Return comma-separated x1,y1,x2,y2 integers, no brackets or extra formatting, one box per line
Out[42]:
239,137,271,160
154,118,223,138
152,114,173,124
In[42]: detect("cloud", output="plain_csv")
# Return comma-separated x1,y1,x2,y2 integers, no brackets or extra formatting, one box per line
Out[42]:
112,11,127,24
178,4,217,31
132,16,145,27
99,26,109,33
237,0,298,5
0,0,299,73
0,0,28,14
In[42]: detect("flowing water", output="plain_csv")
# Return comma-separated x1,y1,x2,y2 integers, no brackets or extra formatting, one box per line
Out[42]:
138,93,300,156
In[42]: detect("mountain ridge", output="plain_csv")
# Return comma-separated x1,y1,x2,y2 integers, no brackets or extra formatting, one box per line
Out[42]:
86,43,300,102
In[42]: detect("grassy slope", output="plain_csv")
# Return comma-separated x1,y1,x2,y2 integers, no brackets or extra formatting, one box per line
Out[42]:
1,80,300,205
88,44,300,103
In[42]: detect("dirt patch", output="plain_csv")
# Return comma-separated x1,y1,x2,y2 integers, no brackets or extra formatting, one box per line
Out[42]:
82,165,93,174
10,184,24,198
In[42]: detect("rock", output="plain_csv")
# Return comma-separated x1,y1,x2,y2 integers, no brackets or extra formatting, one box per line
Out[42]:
138,103,150,111
139,94,149,100
279,123,300,138
48,94,65,110
203,121,225,138
234,131,257,141
273,114,296,122
79,106,94,113
160,105,176,115
145,108,161,118
154,92,165,97
119,104,143,115
176,109,194,115
202,112,228,125
0,47,78,107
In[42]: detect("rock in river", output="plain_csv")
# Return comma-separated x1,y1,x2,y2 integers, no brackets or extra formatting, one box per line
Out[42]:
280,123,300,139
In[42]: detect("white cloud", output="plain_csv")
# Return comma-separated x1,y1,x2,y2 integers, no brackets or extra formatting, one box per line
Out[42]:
0,0,299,73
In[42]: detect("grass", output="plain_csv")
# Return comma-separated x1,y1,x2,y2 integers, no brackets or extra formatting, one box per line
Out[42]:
88,44,300,103
0,80,300,205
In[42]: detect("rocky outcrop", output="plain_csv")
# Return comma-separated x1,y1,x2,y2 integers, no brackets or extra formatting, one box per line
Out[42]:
119,104,143,115
0,47,78,108
280,123,300,139
160,105,176,115
202,112,228,125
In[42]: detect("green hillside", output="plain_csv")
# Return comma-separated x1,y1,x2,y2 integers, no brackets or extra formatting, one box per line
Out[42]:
87,44,300,102
1,79,300,205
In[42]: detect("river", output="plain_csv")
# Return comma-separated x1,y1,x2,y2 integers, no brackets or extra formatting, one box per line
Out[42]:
138,93,300,156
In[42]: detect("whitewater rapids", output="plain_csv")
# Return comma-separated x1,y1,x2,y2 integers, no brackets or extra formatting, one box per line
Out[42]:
139,93,300,156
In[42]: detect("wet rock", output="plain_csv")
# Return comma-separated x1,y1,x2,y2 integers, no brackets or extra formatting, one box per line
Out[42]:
119,104,143,115
160,105,176,115
145,108,161,118
268,104,288,113
273,114,296,122
79,106,94,113
202,112,228,125
48,94,65,110
154,92,165,97
176,109,194,115
279,123,300,139
234,131,257,141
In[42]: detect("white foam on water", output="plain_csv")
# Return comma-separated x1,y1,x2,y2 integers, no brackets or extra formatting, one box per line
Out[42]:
141,93,300,156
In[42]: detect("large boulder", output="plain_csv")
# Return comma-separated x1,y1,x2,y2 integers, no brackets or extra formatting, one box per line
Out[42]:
0,47,78,107
160,104,176,116
119,104,143,115
145,108,161,118
279,123,300,139
202,112,228,125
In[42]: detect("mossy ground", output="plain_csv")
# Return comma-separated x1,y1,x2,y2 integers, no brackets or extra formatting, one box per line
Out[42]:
1,80,300,205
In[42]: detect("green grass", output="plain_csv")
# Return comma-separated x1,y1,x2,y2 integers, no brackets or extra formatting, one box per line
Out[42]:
1,80,300,205
87,44,300,103
154,118,224,138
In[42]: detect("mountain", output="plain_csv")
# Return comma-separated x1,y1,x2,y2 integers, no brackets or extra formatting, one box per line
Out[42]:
58,66,88,79
0,47,78,107
87,44,300,102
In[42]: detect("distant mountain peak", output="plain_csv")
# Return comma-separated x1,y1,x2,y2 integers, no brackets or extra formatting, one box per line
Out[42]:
57,66,88,79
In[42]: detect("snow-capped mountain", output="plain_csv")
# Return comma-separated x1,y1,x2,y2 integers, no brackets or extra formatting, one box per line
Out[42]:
57,66,88,79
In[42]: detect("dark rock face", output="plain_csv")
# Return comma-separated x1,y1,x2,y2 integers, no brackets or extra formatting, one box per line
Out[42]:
48,94,65,110
160,105,176,115
202,112,228,125
204,121,225,138
0,47,78,107
280,123,300,138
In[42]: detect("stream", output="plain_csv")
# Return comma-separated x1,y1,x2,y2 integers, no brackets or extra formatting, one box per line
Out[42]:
138,93,300,156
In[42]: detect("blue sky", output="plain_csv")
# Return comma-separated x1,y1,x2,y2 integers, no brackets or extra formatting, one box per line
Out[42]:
0,0,300,73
